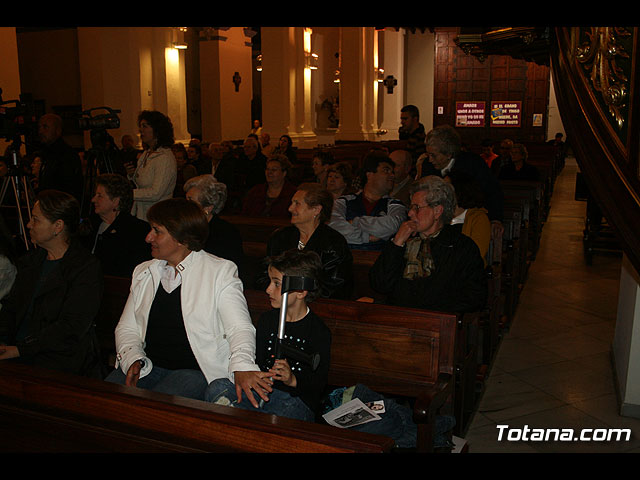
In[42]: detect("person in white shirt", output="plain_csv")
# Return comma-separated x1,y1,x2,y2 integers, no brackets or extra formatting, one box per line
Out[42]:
126,110,177,221
105,197,261,402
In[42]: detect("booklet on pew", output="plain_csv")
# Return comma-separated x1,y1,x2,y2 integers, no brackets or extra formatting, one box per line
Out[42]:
322,398,385,428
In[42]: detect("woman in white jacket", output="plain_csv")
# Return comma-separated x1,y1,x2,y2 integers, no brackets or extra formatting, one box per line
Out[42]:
105,198,268,402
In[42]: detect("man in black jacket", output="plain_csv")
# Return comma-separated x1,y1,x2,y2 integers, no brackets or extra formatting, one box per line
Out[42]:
421,124,504,238
35,113,84,202
369,175,487,313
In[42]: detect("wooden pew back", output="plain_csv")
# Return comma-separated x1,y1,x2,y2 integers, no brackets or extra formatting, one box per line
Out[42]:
243,289,458,451
0,362,394,453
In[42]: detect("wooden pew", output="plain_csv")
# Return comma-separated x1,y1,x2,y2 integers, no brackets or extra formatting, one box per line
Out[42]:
0,362,394,453
244,289,468,446
93,278,459,451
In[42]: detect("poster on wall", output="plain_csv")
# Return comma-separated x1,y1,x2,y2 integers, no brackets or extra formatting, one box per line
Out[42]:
490,101,522,127
455,102,485,127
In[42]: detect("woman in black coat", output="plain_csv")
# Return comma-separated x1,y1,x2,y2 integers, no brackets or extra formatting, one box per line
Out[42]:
263,183,353,299
86,173,151,278
0,190,104,377
184,174,245,278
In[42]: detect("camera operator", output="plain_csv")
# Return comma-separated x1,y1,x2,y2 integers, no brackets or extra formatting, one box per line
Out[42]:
35,113,83,202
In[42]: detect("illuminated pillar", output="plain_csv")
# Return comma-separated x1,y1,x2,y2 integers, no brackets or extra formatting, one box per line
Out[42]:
335,27,379,142
378,28,406,140
0,27,22,155
261,27,317,149
77,27,190,146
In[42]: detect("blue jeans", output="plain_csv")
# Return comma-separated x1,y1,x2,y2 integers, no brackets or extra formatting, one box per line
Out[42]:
204,377,314,422
105,366,208,401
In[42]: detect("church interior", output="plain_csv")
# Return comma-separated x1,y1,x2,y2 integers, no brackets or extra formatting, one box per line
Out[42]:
0,25,639,454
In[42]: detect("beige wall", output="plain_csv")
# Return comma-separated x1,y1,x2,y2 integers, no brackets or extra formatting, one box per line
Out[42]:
0,27,22,155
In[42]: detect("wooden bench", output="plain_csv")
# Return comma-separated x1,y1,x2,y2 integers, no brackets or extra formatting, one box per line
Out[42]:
0,362,394,453
93,280,459,451
244,289,466,447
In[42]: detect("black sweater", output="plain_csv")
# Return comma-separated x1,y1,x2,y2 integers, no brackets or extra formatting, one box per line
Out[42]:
255,308,331,415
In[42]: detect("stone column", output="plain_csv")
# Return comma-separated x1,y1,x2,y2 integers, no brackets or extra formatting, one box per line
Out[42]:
76,27,190,145
334,27,379,142
261,26,317,149
378,28,406,140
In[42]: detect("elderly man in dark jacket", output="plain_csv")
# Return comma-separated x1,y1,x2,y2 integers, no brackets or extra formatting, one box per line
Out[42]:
369,175,487,313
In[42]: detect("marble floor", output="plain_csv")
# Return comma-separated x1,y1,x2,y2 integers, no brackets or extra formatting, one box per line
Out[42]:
462,158,640,453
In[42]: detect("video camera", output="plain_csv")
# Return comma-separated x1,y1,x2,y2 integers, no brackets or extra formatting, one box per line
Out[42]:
0,88,39,143
77,106,121,131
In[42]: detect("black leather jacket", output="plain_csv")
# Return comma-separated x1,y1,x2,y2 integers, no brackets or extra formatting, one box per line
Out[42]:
259,223,354,300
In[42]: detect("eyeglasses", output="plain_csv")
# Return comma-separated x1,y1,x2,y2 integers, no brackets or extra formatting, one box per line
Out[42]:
409,203,432,213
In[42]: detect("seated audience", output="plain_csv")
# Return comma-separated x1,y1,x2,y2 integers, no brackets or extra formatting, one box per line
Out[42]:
205,249,331,422
480,138,498,168
239,136,268,191
187,142,211,176
86,173,151,277
326,161,355,200
260,132,275,158
127,110,177,221
490,138,514,177
0,218,17,310
369,176,487,313
184,174,245,277
0,190,103,377
446,170,491,266
312,150,334,188
105,198,259,401
329,151,407,250
241,155,297,218
172,143,197,197
498,143,540,181
422,124,504,237
389,149,414,206
263,183,353,299
399,104,427,162
273,134,298,164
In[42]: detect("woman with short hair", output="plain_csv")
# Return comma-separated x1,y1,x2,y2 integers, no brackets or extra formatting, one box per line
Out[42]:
106,197,259,401
326,161,355,200
241,155,297,218
0,190,103,377
88,173,151,277
369,176,487,313
184,174,245,276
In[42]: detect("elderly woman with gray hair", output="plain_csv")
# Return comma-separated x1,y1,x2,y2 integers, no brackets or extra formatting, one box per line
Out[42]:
184,174,245,277
369,175,487,313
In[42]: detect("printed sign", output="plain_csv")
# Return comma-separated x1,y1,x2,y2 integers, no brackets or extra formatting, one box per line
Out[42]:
455,102,485,127
490,101,522,127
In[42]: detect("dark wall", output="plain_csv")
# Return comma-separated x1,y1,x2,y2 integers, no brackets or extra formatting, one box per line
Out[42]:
433,28,550,149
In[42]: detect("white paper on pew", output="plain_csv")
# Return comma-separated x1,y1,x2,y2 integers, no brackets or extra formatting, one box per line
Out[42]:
323,398,381,428
452,435,467,453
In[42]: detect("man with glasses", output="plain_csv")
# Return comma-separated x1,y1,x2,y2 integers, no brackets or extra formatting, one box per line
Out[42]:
369,175,487,313
329,151,407,251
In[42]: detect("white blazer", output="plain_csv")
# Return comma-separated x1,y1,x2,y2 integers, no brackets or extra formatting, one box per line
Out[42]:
114,249,259,383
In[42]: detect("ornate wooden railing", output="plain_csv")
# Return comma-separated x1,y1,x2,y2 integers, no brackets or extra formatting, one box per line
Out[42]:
551,27,640,273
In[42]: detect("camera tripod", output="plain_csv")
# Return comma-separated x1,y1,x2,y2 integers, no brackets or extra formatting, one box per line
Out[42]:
0,140,35,252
